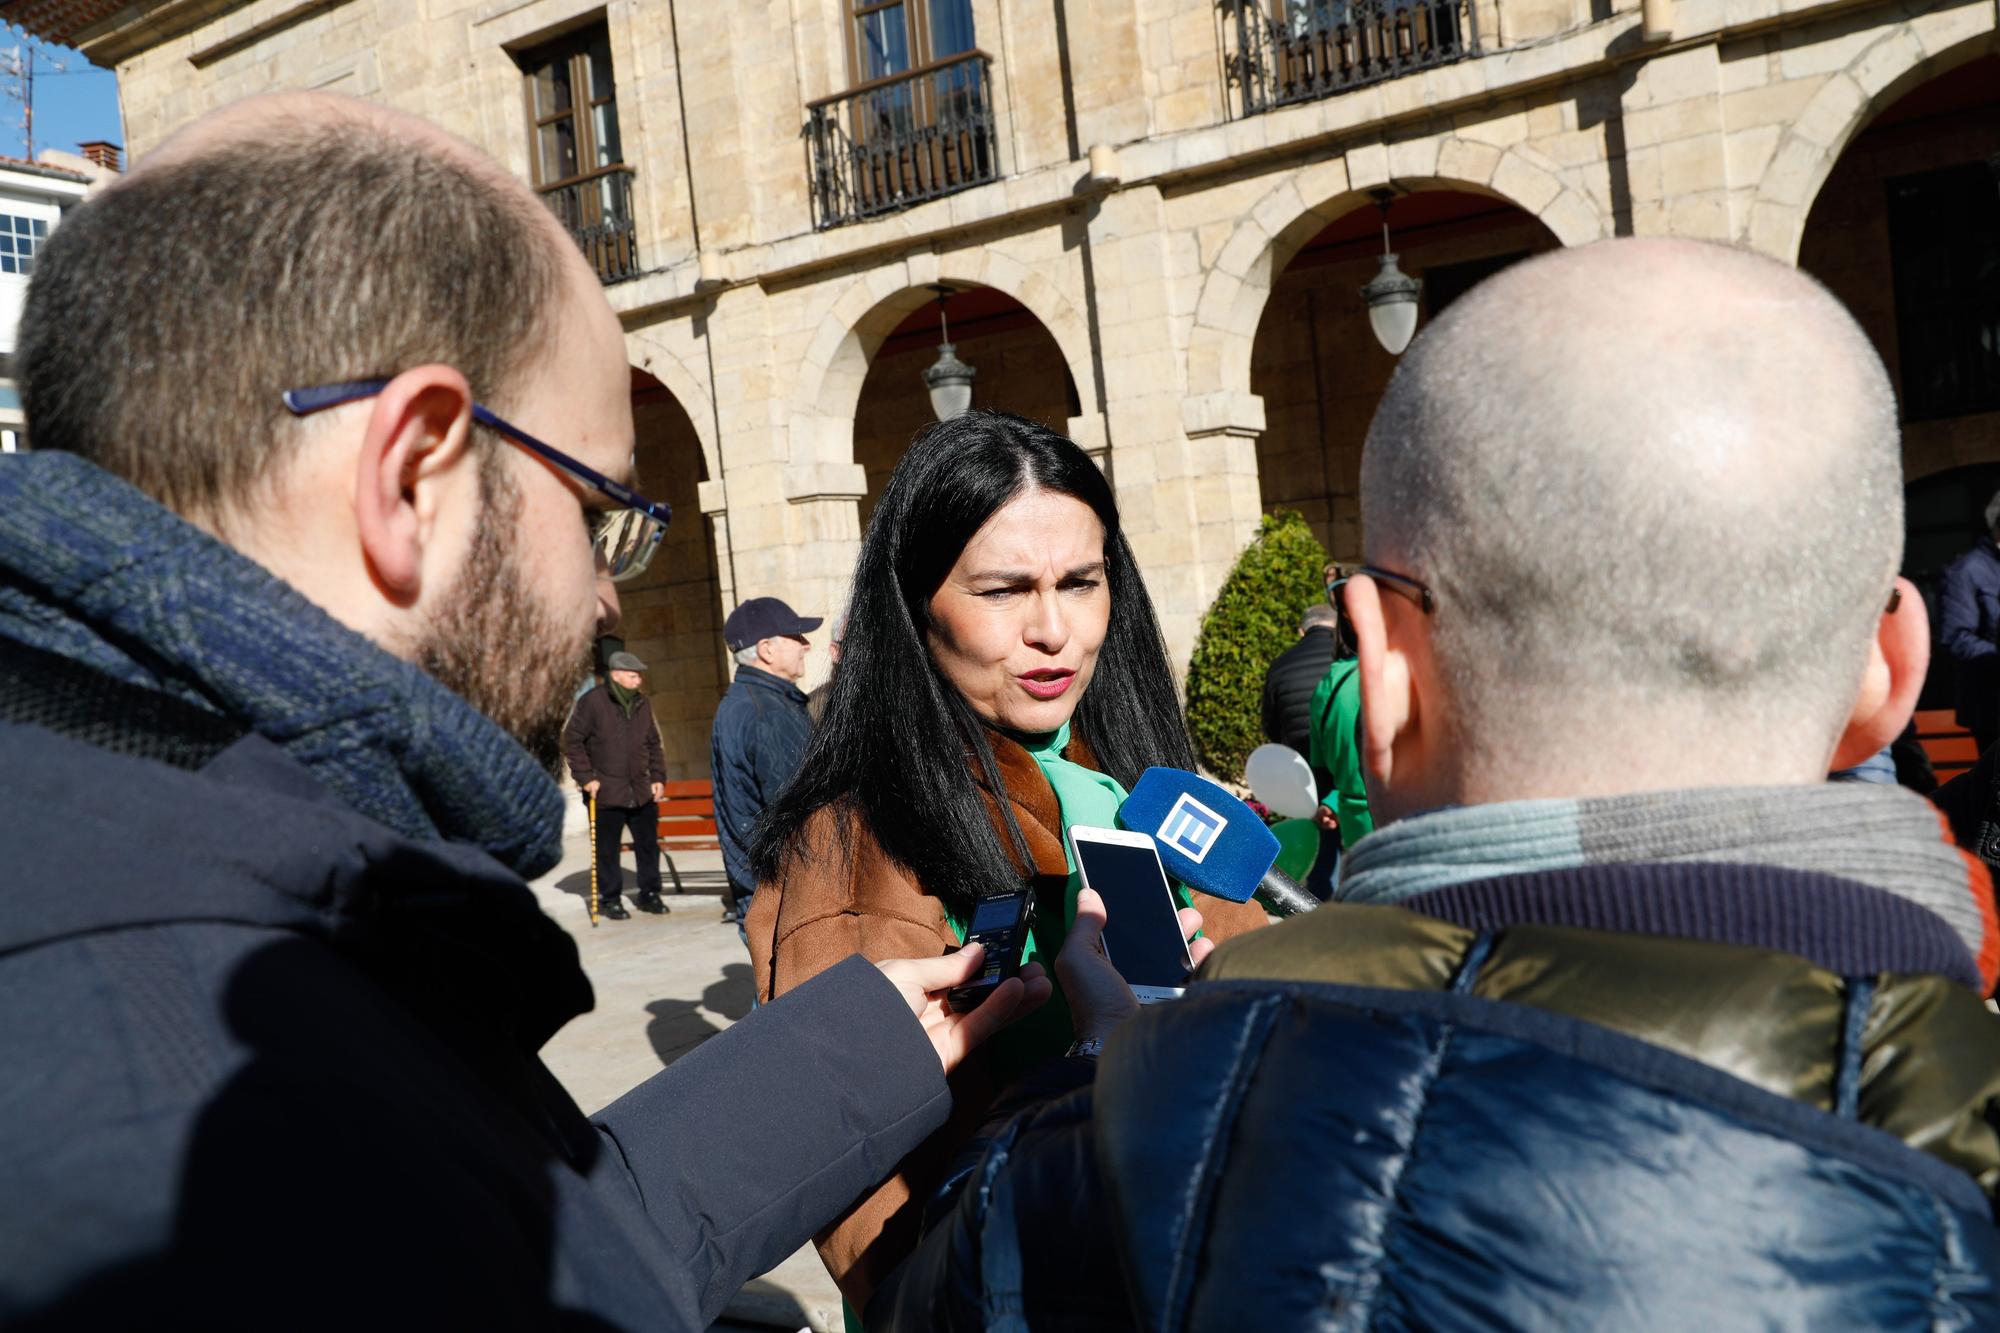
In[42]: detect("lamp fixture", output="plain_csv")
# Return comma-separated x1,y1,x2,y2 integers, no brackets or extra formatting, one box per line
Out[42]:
922,284,976,421
1358,189,1423,356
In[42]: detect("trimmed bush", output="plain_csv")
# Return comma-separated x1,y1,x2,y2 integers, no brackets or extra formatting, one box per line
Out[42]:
1183,511,1330,781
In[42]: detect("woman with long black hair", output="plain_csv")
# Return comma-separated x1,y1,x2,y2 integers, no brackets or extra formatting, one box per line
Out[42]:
746,410,1268,1310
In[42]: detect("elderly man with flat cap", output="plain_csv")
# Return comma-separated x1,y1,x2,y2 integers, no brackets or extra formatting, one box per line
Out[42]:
712,597,820,925
563,649,669,919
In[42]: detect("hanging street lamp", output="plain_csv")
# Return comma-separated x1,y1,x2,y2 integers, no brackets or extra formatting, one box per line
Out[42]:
1359,189,1423,356
922,284,977,421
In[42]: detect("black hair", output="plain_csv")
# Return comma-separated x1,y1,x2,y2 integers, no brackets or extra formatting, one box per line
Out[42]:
750,410,1193,918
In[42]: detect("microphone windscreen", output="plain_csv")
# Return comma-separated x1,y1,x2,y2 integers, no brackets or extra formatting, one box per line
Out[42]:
1117,768,1279,903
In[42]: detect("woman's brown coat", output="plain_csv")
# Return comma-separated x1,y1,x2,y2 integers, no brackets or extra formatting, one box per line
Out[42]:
744,732,1269,1311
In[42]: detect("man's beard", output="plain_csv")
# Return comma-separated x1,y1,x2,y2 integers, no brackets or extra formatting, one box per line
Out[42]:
416,452,595,775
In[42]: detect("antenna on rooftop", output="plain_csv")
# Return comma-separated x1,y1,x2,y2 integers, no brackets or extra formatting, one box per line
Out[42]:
0,29,67,161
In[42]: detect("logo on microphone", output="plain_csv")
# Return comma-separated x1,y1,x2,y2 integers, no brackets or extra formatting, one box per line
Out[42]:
1157,793,1226,864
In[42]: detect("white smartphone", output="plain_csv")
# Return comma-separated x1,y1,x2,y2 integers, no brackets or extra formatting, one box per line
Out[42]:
1069,825,1196,1002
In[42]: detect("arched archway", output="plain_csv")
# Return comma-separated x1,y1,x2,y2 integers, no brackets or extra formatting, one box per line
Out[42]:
618,367,728,778
786,256,1098,506
850,284,1081,527
1747,24,2000,263
1251,188,1562,561
1798,55,2000,481
1185,143,1606,407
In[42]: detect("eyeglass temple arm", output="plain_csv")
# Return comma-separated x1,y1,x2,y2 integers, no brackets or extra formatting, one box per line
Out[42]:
283,380,671,526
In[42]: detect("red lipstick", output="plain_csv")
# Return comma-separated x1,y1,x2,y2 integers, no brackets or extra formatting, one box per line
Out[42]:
1018,668,1075,700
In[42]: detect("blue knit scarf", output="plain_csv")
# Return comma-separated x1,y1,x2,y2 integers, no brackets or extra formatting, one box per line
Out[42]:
0,451,565,878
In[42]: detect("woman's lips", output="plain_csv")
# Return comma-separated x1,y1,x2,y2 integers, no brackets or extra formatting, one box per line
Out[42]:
1018,669,1076,700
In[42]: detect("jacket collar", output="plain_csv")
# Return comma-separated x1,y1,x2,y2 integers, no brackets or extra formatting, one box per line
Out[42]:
734,663,808,703
1403,862,1986,991
971,729,1101,879
1339,783,1998,992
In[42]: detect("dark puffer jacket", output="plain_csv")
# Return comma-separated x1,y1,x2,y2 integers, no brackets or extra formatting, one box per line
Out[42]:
711,665,812,888
872,871,2000,1331
1260,625,1339,768
1941,540,2000,739
0,702,950,1331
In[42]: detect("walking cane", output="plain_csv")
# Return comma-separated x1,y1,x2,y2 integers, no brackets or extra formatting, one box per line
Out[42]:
587,789,600,928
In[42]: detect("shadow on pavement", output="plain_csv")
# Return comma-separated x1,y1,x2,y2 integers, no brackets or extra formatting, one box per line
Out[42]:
551,866,734,900
644,963,755,1068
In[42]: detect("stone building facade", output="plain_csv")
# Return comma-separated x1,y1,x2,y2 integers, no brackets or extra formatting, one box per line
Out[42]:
5,0,1996,774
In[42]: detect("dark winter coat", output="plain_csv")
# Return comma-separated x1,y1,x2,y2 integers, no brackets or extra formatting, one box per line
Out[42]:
0,450,951,1332
1941,540,2000,737
872,865,2000,1331
564,683,667,807
1260,625,1338,771
0,707,949,1332
711,664,812,888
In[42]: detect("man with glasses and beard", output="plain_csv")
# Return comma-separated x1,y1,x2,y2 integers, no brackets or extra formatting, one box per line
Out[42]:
0,92,1055,1330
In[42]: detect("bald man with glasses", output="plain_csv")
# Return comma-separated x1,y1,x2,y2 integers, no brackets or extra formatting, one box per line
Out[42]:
873,240,2000,1331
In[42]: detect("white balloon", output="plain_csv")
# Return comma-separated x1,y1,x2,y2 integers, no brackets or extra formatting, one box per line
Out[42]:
1245,744,1319,820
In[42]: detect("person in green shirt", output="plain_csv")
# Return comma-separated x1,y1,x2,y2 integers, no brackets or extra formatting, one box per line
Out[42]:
1310,570,1374,851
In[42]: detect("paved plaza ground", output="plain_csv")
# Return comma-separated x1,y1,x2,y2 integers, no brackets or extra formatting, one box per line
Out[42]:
527,816,842,1333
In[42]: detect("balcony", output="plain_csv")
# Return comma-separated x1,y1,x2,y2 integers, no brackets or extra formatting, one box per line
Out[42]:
543,166,641,284
804,50,1000,231
1222,0,1479,118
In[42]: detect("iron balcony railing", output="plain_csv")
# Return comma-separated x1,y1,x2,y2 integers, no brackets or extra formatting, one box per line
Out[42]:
1223,0,1478,117
805,50,1000,231
543,166,641,284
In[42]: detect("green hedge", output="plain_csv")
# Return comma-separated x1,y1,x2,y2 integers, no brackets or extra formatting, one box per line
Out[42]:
1183,511,1330,781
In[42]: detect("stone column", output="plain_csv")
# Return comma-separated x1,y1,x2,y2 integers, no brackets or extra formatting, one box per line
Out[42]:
1618,43,1732,240
1088,184,1265,673
703,280,864,693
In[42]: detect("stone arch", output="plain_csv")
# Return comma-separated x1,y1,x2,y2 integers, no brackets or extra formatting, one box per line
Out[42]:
787,252,1099,474
1185,136,1608,403
1745,19,2000,263
622,327,720,482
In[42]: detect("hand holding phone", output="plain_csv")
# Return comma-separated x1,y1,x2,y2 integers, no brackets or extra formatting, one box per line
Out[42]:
1069,826,1199,1002
1059,888,1212,1051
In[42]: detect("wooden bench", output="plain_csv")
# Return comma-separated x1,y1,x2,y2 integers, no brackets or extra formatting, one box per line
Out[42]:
618,779,720,894
1914,709,1979,786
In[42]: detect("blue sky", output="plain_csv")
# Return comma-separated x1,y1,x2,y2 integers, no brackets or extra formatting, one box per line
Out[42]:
0,31,121,163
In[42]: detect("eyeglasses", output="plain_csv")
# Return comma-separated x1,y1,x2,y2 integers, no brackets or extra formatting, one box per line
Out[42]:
282,379,672,582
1327,564,1437,615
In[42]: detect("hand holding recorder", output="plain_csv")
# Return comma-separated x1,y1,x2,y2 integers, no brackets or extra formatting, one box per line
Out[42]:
876,947,1052,1074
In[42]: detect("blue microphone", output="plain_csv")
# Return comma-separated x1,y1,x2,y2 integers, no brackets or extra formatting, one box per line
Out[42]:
1117,768,1317,916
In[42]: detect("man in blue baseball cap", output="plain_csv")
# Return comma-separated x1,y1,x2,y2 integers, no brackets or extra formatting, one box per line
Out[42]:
712,597,821,926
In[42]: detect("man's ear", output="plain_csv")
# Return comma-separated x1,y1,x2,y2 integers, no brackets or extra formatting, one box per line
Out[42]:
1348,574,1418,797
353,365,477,605
1830,577,1930,771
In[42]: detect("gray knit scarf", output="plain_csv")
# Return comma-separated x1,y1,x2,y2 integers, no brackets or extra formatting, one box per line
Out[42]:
0,451,566,878
1337,783,1990,965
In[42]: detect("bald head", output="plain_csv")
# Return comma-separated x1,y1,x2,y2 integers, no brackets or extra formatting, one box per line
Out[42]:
1361,238,1902,779
19,91,577,519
